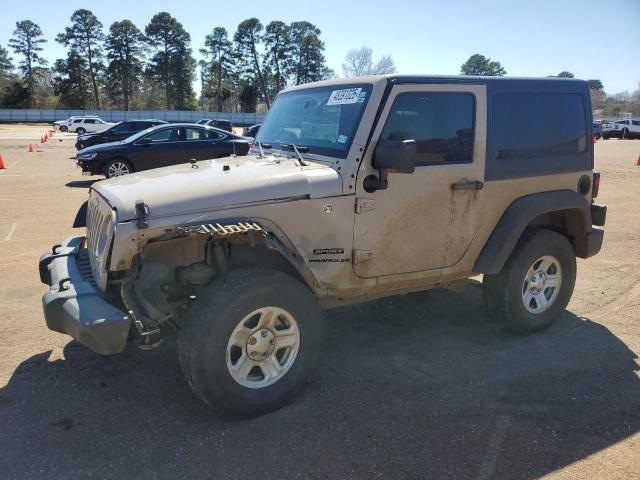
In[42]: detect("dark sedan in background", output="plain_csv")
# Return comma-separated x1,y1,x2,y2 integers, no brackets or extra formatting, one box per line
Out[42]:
242,124,261,138
195,118,233,132
75,123,252,178
75,119,167,150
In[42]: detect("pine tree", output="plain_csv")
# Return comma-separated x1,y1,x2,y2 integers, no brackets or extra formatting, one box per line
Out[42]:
200,27,235,112
9,20,47,107
145,12,196,110
105,20,146,110
56,9,105,109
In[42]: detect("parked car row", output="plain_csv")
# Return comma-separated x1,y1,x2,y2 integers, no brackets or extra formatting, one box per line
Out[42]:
75,123,252,178
75,119,167,150
49,116,259,179
599,118,640,139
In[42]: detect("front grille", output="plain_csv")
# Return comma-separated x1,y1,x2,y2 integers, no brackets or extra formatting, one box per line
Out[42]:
85,192,113,290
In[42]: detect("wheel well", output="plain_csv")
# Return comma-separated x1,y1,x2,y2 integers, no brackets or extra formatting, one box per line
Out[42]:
527,208,587,255
227,243,305,284
121,231,314,334
474,191,591,275
137,228,313,296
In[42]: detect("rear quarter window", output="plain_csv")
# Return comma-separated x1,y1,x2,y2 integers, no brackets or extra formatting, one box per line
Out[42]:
487,92,589,180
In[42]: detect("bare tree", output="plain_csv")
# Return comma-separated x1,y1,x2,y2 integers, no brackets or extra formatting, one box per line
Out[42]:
342,46,396,77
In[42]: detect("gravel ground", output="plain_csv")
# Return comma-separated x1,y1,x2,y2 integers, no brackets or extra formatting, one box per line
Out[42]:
0,125,638,479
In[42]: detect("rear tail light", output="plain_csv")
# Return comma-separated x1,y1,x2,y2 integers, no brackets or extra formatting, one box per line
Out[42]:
592,172,600,198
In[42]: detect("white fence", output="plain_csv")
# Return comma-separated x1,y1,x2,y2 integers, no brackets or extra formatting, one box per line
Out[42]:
0,109,265,125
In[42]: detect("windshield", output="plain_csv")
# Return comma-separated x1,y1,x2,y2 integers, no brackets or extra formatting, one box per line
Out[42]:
255,84,372,158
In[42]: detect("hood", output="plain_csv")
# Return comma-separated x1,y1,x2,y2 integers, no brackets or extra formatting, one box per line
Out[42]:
77,140,124,155
93,155,342,220
78,131,102,140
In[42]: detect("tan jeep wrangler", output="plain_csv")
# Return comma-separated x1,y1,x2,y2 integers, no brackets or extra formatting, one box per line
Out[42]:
39,75,606,416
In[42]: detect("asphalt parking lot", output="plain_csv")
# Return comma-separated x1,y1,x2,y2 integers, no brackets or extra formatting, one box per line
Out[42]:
0,124,639,479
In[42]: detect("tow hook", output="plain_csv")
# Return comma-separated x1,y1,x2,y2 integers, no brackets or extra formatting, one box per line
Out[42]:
134,318,163,350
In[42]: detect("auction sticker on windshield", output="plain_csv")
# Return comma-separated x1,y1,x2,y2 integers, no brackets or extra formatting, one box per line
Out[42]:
327,88,362,105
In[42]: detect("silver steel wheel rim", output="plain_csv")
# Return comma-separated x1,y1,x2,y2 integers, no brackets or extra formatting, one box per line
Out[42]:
522,255,562,314
108,162,130,177
226,306,300,389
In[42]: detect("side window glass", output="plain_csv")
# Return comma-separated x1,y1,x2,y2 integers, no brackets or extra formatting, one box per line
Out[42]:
205,130,225,140
632,120,640,126
184,128,205,140
492,93,586,160
144,128,177,143
85,119,96,124
380,92,475,165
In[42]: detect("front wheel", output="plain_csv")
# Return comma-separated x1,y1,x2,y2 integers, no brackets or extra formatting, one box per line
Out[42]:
60,125,68,132
104,159,133,178
76,127,86,135
483,228,576,334
178,268,324,417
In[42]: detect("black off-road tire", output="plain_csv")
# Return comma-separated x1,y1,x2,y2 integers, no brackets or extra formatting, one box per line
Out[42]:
178,268,324,417
482,228,576,334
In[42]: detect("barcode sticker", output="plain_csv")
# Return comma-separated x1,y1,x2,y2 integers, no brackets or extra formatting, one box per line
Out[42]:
327,88,362,105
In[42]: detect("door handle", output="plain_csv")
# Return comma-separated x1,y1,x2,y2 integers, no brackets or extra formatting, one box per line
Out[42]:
451,180,484,191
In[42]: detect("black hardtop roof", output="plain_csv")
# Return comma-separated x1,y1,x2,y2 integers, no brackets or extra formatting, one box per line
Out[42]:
387,74,589,90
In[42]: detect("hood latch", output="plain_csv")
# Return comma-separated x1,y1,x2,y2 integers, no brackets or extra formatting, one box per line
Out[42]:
135,200,149,229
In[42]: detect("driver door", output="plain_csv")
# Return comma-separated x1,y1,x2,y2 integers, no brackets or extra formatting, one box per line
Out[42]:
353,84,486,279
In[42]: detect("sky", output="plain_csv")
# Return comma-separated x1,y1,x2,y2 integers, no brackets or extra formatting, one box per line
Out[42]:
1,0,638,95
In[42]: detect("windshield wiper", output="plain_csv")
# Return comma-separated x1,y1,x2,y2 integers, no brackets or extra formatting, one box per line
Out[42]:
254,141,271,158
281,143,308,166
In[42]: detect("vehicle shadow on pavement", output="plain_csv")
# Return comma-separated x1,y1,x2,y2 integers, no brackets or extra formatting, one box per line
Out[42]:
1,283,638,479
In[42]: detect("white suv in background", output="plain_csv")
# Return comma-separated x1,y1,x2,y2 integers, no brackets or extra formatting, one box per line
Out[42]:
67,117,114,135
53,115,97,132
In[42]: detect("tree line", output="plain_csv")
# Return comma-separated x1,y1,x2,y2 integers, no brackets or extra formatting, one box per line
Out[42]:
1,17,633,115
0,11,331,112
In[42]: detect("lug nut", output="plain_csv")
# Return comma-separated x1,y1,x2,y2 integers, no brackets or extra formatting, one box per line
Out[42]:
248,337,257,345
250,352,257,359
261,330,268,338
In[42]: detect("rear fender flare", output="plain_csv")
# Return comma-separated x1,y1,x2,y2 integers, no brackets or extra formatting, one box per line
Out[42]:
474,190,591,274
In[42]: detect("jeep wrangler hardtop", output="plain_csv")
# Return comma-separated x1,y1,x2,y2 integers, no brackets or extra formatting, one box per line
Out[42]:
40,74,606,416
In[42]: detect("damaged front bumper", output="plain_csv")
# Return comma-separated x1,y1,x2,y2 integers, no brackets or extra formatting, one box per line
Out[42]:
39,236,131,355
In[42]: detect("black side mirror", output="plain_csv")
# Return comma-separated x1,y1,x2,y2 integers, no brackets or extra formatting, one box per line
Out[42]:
372,139,417,173
364,139,417,193
137,137,151,146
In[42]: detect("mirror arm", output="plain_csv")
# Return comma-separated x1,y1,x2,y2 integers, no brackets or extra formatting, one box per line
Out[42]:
363,169,388,193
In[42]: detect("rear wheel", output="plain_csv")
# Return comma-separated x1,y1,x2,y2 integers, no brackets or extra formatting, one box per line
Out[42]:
483,228,576,333
104,159,133,178
60,125,68,132
178,268,324,417
76,127,86,135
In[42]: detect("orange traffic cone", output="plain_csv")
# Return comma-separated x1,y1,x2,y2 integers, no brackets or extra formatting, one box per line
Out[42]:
48,131,53,138
28,144,34,152
636,154,640,166
0,154,5,169
43,134,47,142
